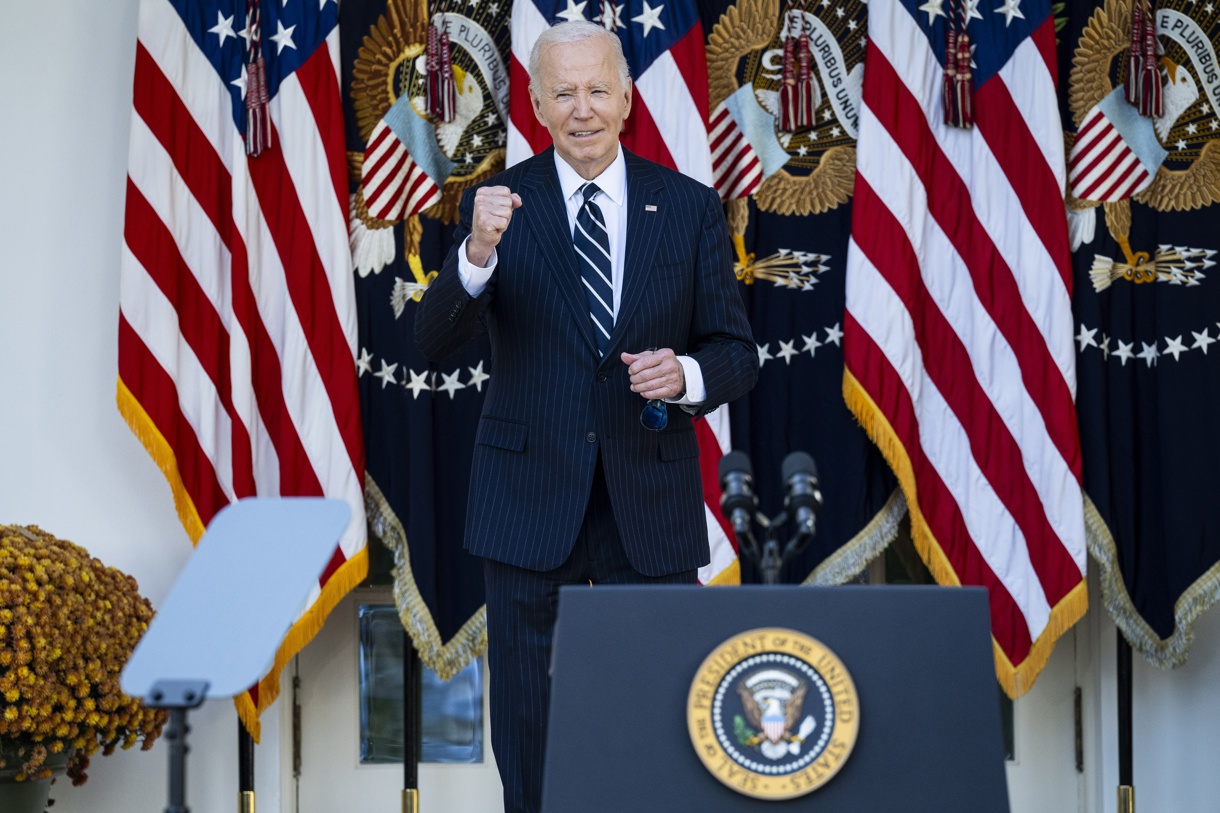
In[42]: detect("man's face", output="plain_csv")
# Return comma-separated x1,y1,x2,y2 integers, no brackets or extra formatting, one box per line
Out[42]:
530,36,632,180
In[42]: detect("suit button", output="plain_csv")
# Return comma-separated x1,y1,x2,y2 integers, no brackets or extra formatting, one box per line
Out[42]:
596,372,607,383
586,432,597,443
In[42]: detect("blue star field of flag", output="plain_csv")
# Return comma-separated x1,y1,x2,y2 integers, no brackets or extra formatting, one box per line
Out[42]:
541,0,700,75
170,0,338,131
904,0,1047,85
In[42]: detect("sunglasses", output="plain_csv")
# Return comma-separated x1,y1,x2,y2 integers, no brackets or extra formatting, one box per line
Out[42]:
640,398,667,431
635,348,669,431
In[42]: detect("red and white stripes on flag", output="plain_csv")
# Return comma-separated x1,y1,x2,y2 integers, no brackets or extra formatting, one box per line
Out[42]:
843,0,1087,696
1069,107,1152,201
697,406,739,585
118,0,366,737
710,101,763,201
362,118,444,220
1067,87,1165,203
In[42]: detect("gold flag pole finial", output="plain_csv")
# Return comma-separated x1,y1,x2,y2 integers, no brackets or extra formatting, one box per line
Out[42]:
403,787,420,813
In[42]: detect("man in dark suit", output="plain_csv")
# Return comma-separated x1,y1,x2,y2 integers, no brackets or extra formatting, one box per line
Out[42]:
415,19,757,813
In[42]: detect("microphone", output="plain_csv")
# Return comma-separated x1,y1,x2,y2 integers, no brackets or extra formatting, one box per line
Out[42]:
782,451,822,539
718,451,757,537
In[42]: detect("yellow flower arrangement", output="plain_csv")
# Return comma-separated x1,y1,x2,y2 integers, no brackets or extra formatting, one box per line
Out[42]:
0,524,164,785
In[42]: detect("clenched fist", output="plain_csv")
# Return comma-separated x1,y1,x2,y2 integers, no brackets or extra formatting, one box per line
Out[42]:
467,185,523,267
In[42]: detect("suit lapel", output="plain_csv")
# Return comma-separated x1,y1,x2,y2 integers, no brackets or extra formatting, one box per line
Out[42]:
607,151,665,358
518,148,598,355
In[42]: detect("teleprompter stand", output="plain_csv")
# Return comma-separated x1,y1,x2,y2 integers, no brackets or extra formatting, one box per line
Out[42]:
121,498,352,813
542,585,1010,813
148,680,207,813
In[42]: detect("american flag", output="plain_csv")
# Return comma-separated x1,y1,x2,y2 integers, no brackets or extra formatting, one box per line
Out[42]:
843,0,1088,695
507,3,739,584
118,0,366,736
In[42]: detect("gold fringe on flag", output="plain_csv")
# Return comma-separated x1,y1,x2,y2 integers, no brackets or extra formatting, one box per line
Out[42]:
1084,494,1220,670
706,558,742,586
116,378,207,542
843,370,1088,698
365,476,487,681
234,547,368,739
802,488,907,586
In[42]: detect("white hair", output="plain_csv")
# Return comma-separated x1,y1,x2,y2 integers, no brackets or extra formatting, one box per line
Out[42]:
528,21,631,94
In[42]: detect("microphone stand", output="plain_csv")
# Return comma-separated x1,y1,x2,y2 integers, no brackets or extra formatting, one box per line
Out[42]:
719,451,820,584
739,511,816,585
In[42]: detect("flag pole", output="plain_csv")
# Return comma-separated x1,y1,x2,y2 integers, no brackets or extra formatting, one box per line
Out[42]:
1116,630,1134,813
238,723,255,813
403,631,421,813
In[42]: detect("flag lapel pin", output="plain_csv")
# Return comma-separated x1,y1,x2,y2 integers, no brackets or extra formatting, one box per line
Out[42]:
645,204,657,212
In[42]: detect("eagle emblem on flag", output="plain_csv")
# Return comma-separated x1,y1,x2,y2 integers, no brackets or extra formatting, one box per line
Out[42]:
1066,0,1219,290
706,0,865,217
348,0,510,277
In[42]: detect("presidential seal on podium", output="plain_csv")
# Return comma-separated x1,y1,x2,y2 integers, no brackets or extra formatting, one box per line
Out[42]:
687,628,859,800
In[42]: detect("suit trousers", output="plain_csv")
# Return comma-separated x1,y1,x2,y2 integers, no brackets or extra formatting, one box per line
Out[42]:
482,454,698,813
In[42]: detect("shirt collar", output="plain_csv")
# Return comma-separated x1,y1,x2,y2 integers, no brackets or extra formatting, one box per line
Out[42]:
554,145,626,208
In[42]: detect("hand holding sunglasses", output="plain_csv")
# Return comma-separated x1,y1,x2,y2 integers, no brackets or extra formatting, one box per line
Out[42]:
620,348,686,431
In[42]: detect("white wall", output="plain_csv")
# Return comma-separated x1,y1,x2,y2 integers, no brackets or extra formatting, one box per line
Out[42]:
6,3,1220,812
1006,622,1081,813
0,1,278,810
1092,602,1220,812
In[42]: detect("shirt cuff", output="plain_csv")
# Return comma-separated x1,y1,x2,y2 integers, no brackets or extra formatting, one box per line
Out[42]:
457,237,497,297
668,356,706,405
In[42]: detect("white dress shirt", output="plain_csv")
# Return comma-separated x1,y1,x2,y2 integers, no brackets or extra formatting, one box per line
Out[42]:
456,146,705,404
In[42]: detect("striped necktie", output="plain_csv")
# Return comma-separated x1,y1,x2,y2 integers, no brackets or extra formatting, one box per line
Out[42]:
573,182,614,356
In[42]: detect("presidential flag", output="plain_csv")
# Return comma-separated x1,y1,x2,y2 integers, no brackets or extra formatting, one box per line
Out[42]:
508,1,739,584
1063,0,1220,669
726,203,906,587
341,0,509,675
700,0,903,588
844,0,1089,696
119,0,366,736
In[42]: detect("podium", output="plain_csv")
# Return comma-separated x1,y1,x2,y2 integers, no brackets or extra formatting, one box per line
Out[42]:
542,585,1010,812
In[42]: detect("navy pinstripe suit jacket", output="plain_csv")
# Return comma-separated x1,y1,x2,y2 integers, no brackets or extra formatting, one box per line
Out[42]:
415,148,758,576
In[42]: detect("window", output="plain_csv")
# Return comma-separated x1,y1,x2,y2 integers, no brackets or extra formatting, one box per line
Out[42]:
357,604,484,764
